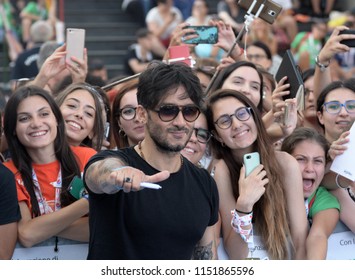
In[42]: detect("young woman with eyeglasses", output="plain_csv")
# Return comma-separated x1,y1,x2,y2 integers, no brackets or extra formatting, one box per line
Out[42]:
305,27,355,232
208,60,298,143
316,79,355,233
206,89,308,259
181,110,212,167
111,79,145,149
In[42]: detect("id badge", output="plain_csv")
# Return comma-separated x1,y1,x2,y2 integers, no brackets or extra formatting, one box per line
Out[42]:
245,248,260,260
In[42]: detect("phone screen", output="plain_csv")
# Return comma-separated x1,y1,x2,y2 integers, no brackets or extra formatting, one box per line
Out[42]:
183,26,218,44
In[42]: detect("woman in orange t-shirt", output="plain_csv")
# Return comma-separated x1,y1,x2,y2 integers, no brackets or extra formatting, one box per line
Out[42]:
3,85,96,248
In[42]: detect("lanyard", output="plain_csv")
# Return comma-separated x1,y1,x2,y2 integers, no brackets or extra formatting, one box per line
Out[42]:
32,166,62,215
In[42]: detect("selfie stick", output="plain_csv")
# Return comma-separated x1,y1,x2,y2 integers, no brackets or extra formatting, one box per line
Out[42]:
102,72,141,91
204,0,266,96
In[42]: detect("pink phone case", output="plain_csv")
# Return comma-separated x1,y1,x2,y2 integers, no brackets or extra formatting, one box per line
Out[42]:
168,45,192,67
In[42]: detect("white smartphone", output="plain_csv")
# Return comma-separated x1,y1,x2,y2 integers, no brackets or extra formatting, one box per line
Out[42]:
66,28,85,66
243,152,260,177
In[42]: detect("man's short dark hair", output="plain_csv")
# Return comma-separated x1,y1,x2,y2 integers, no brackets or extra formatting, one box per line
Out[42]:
137,61,204,110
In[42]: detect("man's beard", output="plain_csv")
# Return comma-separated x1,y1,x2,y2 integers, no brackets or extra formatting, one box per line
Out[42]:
148,125,193,153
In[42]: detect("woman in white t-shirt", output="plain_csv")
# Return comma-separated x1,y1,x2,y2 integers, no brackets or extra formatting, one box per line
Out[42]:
145,0,183,48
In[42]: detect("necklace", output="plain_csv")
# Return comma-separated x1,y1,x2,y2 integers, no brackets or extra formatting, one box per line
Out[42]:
138,141,183,170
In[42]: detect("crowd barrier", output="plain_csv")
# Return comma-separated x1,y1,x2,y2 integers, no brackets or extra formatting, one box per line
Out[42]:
12,237,88,260
218,221,355,260
12,223,354,260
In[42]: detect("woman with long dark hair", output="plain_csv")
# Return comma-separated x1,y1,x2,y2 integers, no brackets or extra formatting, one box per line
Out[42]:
3,85,96,247
206,89,307,259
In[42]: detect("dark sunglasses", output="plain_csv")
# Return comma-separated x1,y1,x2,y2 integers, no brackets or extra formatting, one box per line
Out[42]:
193,128,212,143
152,105,200,122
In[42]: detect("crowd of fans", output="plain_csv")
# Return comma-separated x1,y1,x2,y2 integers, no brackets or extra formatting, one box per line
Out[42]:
0,0,355,260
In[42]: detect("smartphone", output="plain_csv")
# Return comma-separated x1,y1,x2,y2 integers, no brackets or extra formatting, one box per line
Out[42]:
104,122,110,141
339,30,355,48
243,152,260,177
66,28,85,66
275,50,304,102
283,103,291,126
168,45,193,67
68,176,87,200
183,26,218,44
237,0,283,24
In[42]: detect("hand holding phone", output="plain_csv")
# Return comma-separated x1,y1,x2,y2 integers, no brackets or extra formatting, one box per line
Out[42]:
339,29,355,48
182,26,218,44
243,152,260,177
237,0,282,24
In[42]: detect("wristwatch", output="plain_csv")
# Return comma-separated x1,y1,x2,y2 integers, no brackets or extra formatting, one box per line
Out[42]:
315,55,330,72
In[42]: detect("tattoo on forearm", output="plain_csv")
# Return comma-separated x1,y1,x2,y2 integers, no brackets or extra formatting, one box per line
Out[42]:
85,157,126,193
99,157,126,175
192,241,214,260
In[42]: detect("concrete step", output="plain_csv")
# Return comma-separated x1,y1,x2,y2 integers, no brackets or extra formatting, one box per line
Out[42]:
85,35,135,51
0,0,144,84
63,0,121,10
87,50,126,66
64,9,126,23
65,22,141,37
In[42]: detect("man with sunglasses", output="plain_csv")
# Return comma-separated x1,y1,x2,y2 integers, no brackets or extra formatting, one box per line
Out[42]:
83,62,219,260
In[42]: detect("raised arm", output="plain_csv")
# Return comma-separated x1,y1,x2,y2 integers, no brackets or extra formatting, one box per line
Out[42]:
314,26,355,100
31,44,88,90
212,159,248,259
